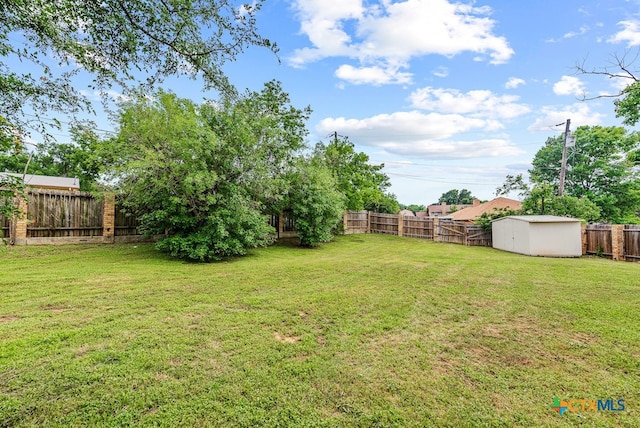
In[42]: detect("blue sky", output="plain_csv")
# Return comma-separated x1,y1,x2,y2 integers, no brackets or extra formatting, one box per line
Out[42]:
215,0,640,205
15,0,640,205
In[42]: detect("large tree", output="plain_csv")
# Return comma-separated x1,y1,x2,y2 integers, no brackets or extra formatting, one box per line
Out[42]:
530,125,640,223
437,189,475,205
496,175,602,222
1,0,275,233
313,136,398,213
1,0,274,141
109,82,310,261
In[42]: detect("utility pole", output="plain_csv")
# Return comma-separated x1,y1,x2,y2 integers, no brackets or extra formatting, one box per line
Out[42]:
558,118,570,196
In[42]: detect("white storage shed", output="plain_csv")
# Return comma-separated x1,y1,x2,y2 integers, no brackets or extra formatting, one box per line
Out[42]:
492,215,582,257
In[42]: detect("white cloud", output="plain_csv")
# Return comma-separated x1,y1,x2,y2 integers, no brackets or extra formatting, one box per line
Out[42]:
608,20,640,46
563,25,589,39
527,103,605,132
610,77,633,93
433,67,449,78
373,138,521,158
335,64,413,85
553,75,585,97
505,77,525,89
289,0,514,83
288,0,364,67
356,1,513,64
316,111,523,159
409,87,530,119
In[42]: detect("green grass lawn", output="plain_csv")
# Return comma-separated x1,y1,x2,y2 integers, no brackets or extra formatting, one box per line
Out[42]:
1,234,639,427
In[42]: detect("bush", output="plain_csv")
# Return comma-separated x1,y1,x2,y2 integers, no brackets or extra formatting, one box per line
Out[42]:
154,192,274,262
287,162,345,247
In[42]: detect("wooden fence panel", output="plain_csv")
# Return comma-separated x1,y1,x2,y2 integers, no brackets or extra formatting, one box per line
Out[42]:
437,220,467,245
0,215,8,239
268,214,278,230
585,224,612,257
346,210,369,234
26,189,103,237
370,212,398,235
466,225,492,247
623,225,640,260
403,217,434,239
114,202,141,236
282,210,296,233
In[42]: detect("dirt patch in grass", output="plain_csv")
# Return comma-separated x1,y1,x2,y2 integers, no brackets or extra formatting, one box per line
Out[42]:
0,315,20,323
274,332,301,343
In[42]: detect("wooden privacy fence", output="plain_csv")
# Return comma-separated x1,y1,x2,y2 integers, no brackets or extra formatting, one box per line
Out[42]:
0,214,9,239
2,189,144,245
344,210,369,234
268,210,297,239
584,224,612,257
27,190,104,238
624,225,640,260
583,224,640,261
346,211,640,261
3,194,640,261
403,216,434,239
344,211,492,247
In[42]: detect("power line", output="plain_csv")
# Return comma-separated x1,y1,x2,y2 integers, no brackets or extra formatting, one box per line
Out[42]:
385,172,503,186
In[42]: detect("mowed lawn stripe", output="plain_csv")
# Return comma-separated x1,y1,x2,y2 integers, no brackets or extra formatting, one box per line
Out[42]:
1,234,638,427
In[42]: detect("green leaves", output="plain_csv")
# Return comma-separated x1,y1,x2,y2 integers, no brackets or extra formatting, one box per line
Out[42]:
314,136,397,213
0,174,26,220
1,0,275,142
529,125,640,223
614,81,640,126
437,189,476,205
286,160,345,247
111,83,310,261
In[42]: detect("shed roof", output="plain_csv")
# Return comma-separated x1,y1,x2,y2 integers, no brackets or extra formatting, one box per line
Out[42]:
493,215,580,223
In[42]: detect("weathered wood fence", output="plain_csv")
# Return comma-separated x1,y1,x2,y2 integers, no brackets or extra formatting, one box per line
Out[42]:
345,211,640,261
268,210,297,239
1,214,9,239
344,210,492,247
2,193,639,261
583,223,640,261
1,189,144,245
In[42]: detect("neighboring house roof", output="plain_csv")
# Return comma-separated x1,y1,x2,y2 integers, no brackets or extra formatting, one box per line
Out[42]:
1,172,80,191
447,197,522,221
427,199,479,217
427,205,448,215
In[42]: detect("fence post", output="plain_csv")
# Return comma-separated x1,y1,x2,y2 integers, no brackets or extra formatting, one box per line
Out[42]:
102,193,116,243
397,213,403,237
10,194,28,245
611,224,624,261
581,225,587,255
433,217,439,242
343,210,348,234
278,211,284,240
367,211,371,233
